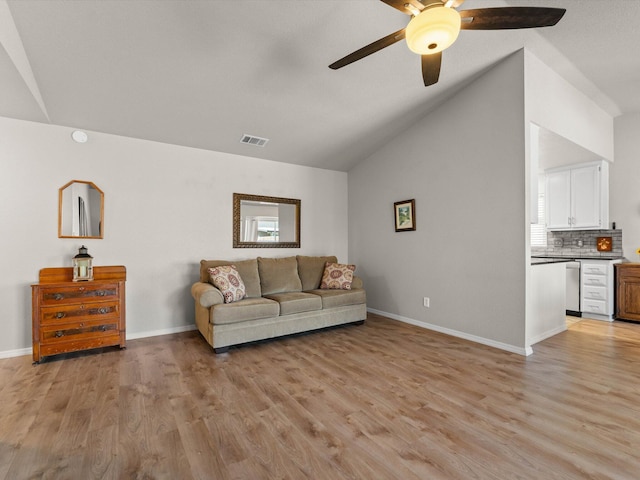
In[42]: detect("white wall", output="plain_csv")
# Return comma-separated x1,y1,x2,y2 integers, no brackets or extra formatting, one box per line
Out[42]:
524,51,614,162
0,116,349,357
610,113,640,260
348,52,528,354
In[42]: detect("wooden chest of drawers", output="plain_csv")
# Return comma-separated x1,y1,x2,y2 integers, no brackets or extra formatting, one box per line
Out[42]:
32,266,126,363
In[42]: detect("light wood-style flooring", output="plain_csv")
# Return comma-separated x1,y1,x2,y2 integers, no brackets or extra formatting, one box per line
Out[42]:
2,313,640,479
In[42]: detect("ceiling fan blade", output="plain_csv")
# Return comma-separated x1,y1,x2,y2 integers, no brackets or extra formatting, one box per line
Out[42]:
329,28,406,70
422,53,442,87
460,7,566,30
445,0,466,8
380,0,428,16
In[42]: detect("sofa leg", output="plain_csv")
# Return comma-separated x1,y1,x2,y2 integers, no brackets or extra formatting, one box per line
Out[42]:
354,320,365,325
214,346,229,354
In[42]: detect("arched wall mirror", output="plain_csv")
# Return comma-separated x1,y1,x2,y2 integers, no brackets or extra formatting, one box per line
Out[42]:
58,180,104,239
233,193,300,248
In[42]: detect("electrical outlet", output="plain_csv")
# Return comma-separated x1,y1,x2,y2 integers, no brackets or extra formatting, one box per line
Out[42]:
423,297,430,308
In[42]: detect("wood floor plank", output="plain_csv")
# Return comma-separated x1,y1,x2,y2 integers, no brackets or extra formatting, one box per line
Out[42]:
143,428,193,480
4,314,640,479
82,424,119,479
176,418,226,479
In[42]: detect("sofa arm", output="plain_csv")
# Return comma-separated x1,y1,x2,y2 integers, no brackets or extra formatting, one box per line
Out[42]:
352,275,363,290
191,282,224,308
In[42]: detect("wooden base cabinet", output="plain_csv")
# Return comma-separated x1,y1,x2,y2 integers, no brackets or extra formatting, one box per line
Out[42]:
615,263,640,322
32,266,126,363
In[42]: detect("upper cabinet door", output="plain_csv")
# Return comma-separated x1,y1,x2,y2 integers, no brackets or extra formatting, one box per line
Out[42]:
546,169,571,229
571,164,601,229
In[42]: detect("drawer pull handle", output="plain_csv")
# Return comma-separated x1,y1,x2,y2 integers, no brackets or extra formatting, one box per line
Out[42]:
55,312,65,319
55,331,64,338
98,307,108,314
97,291,106,296
54,293,64,301
100,325,108,331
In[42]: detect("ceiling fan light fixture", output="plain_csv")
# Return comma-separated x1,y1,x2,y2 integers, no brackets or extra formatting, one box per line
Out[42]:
405,6,461,55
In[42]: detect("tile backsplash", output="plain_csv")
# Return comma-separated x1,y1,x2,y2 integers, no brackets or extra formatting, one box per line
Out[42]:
532,229,623,258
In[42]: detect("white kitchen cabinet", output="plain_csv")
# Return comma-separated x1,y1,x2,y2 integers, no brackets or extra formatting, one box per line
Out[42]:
579,259,621,321
545,169,571,229
545,161,609,230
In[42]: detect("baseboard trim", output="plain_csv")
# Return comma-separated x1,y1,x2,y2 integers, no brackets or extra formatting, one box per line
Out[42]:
2,315,534,359
368,308,533,356
0,324,198,360
581,313,614,322
126,324,197,340
528,324,567,346
0,347,32,360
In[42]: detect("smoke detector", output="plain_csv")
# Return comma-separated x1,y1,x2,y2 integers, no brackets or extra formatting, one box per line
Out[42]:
71,130,88,143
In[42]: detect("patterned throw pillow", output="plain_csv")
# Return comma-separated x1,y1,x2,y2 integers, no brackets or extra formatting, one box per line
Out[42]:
320,262,356,290
207,265,246,303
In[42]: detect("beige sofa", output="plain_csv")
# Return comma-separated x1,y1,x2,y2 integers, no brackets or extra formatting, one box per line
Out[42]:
191,255,366,353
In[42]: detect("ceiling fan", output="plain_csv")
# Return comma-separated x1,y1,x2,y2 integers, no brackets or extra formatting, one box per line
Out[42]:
329,0,566,86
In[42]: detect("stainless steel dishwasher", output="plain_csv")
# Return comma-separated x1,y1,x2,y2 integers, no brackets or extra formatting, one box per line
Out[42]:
566,261,581,316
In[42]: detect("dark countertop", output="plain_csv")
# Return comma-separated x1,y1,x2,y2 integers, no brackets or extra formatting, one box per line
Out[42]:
531,257,575,266
531,255,624,265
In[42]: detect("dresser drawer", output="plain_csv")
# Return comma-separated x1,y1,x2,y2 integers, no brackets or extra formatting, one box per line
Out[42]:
40,319,119,344
39,332,122,358
40,301,120,325
583,274,607,288
39,283,119,305
582,264,608,276
583,286,607,302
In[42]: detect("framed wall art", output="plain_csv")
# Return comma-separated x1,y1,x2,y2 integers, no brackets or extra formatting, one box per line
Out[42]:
394,199,415,232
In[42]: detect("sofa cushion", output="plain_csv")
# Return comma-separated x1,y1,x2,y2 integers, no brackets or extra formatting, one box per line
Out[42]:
258,256,302,295
263,292,323,315
307,288,366,309
200,259,261,298
297,255,338,291
211,297,279,325
207,265,246,303
320,262,356,290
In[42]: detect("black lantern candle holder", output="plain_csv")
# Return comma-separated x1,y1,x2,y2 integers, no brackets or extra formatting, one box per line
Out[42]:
72,245,93,281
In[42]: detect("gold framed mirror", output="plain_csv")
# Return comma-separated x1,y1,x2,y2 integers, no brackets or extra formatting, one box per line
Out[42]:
233,193,300,248
58,180,104,239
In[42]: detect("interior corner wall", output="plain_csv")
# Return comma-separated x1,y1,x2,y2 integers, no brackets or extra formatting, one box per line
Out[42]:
610,113,640,259
348,51,527,353
0,116,349,356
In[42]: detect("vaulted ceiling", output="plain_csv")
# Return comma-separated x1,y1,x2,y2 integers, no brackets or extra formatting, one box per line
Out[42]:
1,0,638,171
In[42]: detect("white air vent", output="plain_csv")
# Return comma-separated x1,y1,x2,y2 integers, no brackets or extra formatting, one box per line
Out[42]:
240,134,269,147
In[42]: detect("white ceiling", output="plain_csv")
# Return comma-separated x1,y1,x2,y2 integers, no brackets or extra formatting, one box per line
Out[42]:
2,0,638,172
